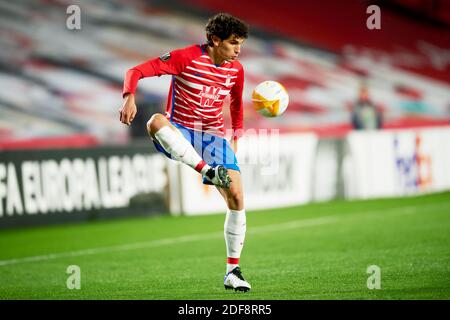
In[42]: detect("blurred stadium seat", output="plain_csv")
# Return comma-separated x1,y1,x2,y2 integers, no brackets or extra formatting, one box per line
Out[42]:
0,0,449,148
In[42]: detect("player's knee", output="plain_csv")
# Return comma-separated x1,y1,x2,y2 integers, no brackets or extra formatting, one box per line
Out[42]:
147,113,166,134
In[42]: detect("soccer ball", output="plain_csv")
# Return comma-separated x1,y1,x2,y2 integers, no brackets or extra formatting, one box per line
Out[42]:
251,81,289,117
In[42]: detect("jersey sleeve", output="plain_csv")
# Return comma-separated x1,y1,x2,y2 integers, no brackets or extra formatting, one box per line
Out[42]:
229,66,244,140
122,47,191,97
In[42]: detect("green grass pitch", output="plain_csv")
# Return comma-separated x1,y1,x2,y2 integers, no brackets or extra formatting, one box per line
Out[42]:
0,191,449,300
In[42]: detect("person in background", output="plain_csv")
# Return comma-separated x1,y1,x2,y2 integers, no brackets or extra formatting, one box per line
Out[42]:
351,81,382,130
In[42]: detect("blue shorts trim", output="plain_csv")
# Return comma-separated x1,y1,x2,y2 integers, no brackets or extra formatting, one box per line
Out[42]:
152,122,240,185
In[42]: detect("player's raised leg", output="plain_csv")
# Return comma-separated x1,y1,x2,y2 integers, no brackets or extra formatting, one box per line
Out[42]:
217,169,251,292
147,113,231,188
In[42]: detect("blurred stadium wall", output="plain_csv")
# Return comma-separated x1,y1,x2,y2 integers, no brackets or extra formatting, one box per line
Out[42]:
0,0,449,227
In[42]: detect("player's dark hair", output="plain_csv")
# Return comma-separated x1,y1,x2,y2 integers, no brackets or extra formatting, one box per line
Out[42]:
206,13,249,46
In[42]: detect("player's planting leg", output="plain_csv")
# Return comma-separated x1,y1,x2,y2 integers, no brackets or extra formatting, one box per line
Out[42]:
147,113,231,188
218,170,251,292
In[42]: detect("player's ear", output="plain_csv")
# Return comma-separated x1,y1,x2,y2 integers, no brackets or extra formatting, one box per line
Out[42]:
211,35,221,47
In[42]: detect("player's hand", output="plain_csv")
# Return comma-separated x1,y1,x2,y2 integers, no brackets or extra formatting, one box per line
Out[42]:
119,93,137,125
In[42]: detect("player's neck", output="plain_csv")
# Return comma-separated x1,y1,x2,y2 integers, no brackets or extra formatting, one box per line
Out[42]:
206,46,225,66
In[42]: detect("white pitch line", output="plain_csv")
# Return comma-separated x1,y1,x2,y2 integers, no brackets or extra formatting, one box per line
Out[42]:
1,200,447,268
0,216,337,267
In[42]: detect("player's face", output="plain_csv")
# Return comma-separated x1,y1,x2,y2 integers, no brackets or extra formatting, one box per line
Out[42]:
212,34,245,63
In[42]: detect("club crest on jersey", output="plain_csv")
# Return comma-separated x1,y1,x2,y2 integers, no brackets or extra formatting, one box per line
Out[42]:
159,52,171,62
199,86,221,107
225,74,232,86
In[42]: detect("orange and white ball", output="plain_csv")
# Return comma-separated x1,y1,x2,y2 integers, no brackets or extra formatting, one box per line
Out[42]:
251,81,289,117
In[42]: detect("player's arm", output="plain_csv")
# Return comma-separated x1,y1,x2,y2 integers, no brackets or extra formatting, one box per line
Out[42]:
229,67,244,152
119,49,187,125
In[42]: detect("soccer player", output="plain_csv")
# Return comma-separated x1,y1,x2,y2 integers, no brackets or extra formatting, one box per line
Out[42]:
119,13,251,292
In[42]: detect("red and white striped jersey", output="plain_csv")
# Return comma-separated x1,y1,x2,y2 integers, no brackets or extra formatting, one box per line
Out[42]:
123,44,244,138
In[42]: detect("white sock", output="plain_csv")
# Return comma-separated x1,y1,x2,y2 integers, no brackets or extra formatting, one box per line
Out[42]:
224,208,246,273
154,126,210,174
